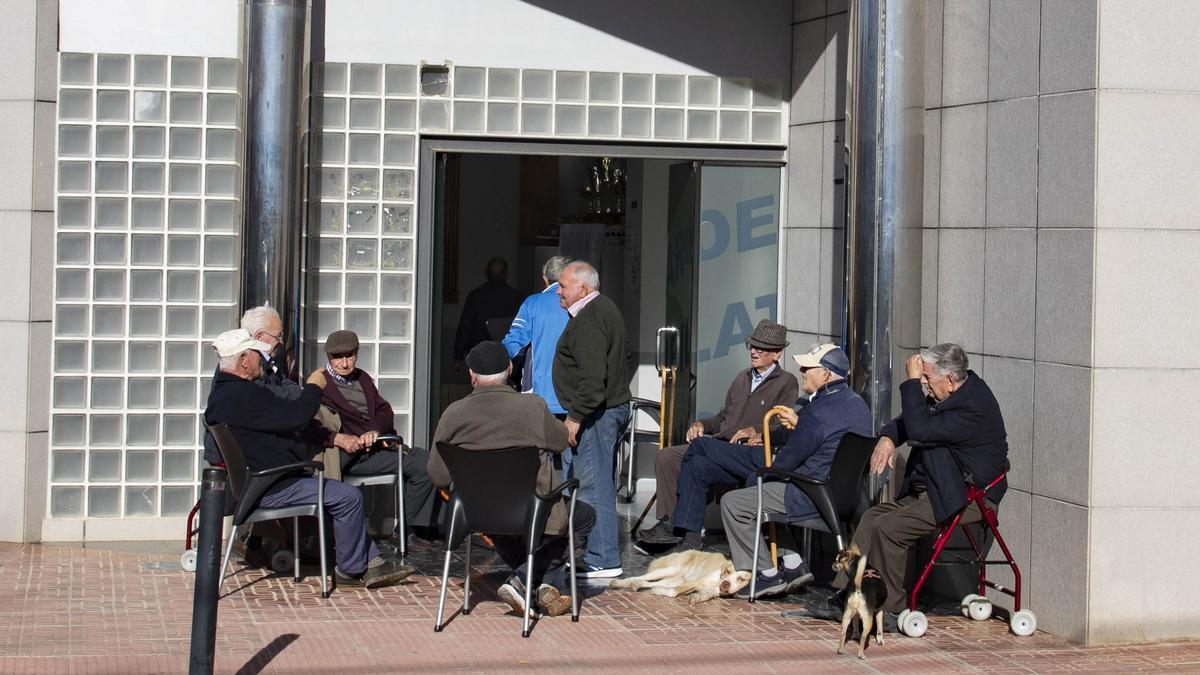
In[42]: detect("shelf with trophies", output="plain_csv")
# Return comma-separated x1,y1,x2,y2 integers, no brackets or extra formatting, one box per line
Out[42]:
558,157,626,296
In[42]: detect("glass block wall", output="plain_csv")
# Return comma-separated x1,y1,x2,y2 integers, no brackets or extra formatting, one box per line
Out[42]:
50,53,242,520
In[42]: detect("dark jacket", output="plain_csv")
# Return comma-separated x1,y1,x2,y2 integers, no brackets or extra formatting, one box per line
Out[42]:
320,370,396,438
428,384,571,534
203,370,324,491
771,380,873,520
700,365,799,441
552,294,631,423
880,371,1009,524
454,279,526,360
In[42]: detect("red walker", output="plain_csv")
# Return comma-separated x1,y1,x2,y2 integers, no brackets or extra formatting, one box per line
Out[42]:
896,470,1037,637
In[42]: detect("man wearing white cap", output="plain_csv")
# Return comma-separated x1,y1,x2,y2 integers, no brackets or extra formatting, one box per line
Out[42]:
204,328,414,589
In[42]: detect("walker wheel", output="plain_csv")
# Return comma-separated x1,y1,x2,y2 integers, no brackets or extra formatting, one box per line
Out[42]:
180,549,198,573
900,609,928,637
1010,609,1037,637
271,549,295,574
967,598,993,621
960,593,982,617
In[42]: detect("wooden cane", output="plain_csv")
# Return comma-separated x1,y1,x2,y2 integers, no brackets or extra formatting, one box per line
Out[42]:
761,407,789,569
632,364,677,536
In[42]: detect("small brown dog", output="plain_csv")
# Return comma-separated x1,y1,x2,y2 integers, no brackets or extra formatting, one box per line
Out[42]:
832,544,888,659
609,550,752,604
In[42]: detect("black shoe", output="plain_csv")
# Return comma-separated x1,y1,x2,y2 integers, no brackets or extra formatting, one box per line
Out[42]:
341,559,415,589
797,591,845,621
637,518,681,545
735,562,813,599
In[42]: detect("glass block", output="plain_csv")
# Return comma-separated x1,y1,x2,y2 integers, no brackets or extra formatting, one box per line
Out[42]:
166,236,201,271
132,198,163,229
92,343,124,373
90,377,123,407
589,72,619,103
378,343,411,375
381,204,412,234
51,487,84,518
205,165,237,197
171,56,203,87
382,134,415,165
378,378,410,409
381,239,413,270
96,90,130,122
169,165,201,195
319,168,345,198
52,450,85,482
96,125,129,157
655,74,685,105
166,305,199,336
382,170,413,200
719,110,749,142
52,414,86,445
317,132,345,163
315,308,340,337
126,416,158,446
132,162,165,193
555,71,586,102
92,269,126,300
320,97,346,128
486,103,518,134
453,66,485,98
380,308,410,338
129,269,162,301
127,378,160,408
522,103,552,134
169,92,203,123
93,233,126,264
134,90,165,122
162,417,196,447
125,486,158,517
53,377,87,408
128,342,161,372
621,73,653,105
355,344,376,373
348,134,379,164
688,76,718,106
419,100,449,131
347,168,379,199
163,377,197,408
447,102,481,133
134,54,167,86
55,269,89,300
487,68,519,99
92,306,124,335
201,307,232,338
61,53,94,85
59,125,91,156
316,238,341,268
554,105,585,135
752,78,782,108
622,107,651,139
383,100,416,131
588,106,618,136
162,486,194,516
349,63,381,95
344,308,375,338
720,77,752,107
420,65,449,96
203,236,236,266
380,275,412,305
87,487,120,516
95,54,129,85
164,342,198,373
349,98,380,129
57,233,89,265
315,272,340,303
347,204,377,234
654,108,684,139
167,200,200,232
132,127,165,158
199,376,213,402
207,57,238,89
95,198,127,229
89,450,122,480
751,112,782,143
345,274,376,303
207,93,238,125
316,204,342,233
58,197,90,229
58,89,93,121
55,306,88,336
319,62,347,93
346,239,377,269
204,201,236,232
58,161,90,193
131,234,163,265
203,270,235,302
520,69,552,100
129,306,161,336
94,162,127,193
687,110,717,141
205,129,237,160
384,64,416,95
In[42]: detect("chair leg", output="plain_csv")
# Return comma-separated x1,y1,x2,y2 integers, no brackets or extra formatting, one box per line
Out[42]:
749,478,764,603
568,492,579,622
522,552,536,638
219,523,238,582
316,474,329,598
292,517,301,582
462,534,472,614
397,468,407,558
434,547,453,632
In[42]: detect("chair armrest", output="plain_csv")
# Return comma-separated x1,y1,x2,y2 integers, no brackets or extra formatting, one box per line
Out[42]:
536,478,580,502
755,466,843,539
249,460,324,479
756,465,829,488
630,397,661,411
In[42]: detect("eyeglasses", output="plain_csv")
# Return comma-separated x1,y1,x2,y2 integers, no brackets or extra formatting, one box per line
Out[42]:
745,342,781,353
258,330,283,343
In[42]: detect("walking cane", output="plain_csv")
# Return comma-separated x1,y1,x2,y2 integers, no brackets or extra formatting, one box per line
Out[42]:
760,407,789,569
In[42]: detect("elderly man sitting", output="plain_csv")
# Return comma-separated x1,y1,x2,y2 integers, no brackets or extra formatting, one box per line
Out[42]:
204,328,413,588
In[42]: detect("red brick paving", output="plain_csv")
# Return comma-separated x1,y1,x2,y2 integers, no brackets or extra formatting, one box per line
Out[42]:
1,542,1199,674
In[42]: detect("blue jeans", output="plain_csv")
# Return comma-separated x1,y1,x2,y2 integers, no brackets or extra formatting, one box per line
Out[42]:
258,476,379,576
672,437,766,534
566,403,630,569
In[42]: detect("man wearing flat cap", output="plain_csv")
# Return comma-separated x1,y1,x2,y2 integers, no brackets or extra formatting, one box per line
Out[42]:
429,341,595,619
637,319,799,550
312,329,438,545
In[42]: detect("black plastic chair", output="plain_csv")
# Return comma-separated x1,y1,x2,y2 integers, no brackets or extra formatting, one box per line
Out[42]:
340,434,407,557
208,423,331,598
432,443,580,638
618,396,661,502
749,432,877,601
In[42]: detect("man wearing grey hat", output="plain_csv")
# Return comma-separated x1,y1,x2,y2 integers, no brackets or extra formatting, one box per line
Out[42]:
636,319,799,550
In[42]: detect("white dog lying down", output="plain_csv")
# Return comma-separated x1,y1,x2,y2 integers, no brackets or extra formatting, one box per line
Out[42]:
608,551,753,604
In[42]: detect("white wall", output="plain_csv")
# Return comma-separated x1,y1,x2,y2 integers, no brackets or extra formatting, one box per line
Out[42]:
60,0,239,57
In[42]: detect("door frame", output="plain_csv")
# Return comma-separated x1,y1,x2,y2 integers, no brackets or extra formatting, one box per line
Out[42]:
414,137,786,447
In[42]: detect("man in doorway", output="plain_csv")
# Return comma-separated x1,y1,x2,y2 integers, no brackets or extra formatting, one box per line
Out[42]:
453,257,525,371
553,260,631,578
502,255,572,415
636,319,799,550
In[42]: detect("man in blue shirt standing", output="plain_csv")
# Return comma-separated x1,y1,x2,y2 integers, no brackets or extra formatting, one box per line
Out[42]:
502,256,571,415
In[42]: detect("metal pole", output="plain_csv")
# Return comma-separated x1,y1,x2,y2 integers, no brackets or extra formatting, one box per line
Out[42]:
188,468,228,675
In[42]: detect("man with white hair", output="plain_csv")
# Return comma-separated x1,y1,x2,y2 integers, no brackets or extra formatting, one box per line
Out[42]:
204,328,414,588
552,260,631,578
502,255,571,414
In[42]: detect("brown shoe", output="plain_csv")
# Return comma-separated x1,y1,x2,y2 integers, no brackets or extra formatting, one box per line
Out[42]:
362,559,416,588
536,584,573,617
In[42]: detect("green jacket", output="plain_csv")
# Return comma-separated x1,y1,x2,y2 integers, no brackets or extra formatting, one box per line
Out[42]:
552,294,632,423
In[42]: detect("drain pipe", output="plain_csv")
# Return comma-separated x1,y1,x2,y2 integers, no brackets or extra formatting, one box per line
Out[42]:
240,0,310,365
844,0,925,494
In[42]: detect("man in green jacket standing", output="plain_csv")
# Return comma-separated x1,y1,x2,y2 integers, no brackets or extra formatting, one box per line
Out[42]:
553,261,631,578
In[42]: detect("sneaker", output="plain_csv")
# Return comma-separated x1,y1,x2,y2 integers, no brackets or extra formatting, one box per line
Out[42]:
536,584,573,617
334,566,366,587
637,518,681,545
361,559,416,588
497,577,539,618
735,562,813,599
576,564,623,579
